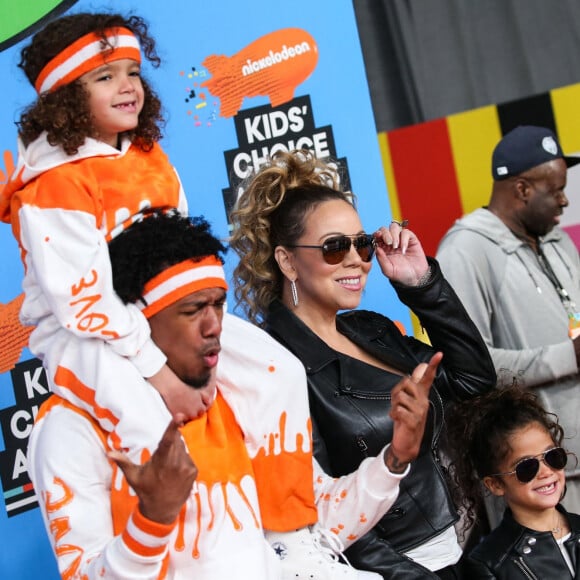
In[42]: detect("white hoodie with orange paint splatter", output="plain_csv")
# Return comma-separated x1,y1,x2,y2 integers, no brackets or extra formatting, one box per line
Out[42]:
28,387,404,580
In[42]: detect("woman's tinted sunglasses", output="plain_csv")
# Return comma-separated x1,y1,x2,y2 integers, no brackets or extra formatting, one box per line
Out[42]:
488,447,568,483
288,234,376,265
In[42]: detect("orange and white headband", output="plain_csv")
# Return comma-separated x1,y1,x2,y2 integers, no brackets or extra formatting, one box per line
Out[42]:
139,256,228,319
35,26,141,94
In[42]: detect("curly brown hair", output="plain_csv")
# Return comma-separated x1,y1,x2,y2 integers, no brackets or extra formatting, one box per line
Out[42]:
229,149,354,325
17,12,163,155
444,386,565,533
108,207,227,307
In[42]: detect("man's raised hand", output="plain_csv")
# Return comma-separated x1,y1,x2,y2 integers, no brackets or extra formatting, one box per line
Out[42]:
384,352,443,473
108,413,197,524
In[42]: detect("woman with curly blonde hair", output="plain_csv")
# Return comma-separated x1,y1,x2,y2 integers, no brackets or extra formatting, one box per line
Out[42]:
230,149,497,579
232,150,344,324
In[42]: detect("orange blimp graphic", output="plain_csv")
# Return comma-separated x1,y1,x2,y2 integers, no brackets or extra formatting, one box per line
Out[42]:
202,28,318,118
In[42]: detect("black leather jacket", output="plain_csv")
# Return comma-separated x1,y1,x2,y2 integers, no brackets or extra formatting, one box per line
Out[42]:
267,259,496,579
464,505,580,579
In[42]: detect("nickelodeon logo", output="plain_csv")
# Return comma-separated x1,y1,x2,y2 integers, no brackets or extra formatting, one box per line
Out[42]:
202,28,318,118
241,41,313,77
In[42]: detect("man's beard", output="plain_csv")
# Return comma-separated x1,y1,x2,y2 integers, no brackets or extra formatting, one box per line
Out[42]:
183,370,212,390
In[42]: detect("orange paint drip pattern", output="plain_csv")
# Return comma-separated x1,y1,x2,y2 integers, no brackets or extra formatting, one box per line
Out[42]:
252,412,317,530
45,476,73,513
222,484,243,531
174,506,187,552
53,366,120,434
111,461,139,536
41,392,315,567
190,493,202,559
110,393,269,561
330,523,344,535
43,478,84,579
173,394,267,558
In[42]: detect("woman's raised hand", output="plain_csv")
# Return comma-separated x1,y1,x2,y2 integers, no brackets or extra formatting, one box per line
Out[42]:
373,221,430,286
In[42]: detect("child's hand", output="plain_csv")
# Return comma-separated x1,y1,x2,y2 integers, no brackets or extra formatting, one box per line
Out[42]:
148,364,216,420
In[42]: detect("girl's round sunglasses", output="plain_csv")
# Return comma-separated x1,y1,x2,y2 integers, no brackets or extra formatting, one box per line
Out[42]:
288,234,376,265
488,447,568,484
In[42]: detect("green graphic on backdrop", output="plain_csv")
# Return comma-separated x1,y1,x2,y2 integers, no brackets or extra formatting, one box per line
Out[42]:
0,0,77,51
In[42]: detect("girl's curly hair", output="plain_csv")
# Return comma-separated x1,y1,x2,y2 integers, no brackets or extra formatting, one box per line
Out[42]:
229,149,353,325
17,12,164,155
444,386,565,534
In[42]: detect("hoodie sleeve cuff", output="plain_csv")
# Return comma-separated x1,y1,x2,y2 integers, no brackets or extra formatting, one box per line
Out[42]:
121,508,176,558
353,444,410,500
129,338,167,378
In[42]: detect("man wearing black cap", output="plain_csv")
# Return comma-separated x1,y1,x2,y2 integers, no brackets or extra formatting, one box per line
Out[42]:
437,125,580,517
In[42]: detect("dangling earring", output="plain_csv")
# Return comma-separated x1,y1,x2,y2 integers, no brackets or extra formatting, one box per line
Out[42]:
290,279,299,307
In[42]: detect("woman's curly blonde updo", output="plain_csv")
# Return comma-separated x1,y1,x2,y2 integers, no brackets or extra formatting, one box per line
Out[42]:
229,149,353,325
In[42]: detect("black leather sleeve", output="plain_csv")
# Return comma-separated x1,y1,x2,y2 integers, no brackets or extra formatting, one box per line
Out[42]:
391,257,497,402
344,530,441,579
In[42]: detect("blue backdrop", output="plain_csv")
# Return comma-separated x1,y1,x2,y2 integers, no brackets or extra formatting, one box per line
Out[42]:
0,1,406,577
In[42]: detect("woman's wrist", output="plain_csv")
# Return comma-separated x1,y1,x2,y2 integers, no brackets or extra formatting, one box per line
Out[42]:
414,265,433,287
392,262,433,289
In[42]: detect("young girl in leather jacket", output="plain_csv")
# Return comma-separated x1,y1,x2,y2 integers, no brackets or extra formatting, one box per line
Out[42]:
229,149,497,579
447,387,580,579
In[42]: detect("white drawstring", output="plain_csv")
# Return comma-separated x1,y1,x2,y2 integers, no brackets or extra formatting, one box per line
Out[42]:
309,527,353,568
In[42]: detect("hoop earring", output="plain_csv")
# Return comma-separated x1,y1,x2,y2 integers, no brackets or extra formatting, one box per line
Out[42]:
290,279,299,307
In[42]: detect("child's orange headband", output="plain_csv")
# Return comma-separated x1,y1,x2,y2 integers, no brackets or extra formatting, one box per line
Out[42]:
35,26,141,94
139,257,228,319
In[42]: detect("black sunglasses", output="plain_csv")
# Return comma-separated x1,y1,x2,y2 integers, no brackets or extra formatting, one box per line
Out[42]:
489,447,568,484
287,234,376,265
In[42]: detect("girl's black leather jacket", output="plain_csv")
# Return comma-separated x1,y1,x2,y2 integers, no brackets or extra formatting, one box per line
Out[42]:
266,258,496,579
464,505,580,579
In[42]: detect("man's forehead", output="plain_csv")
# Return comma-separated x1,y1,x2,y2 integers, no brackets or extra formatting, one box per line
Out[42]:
139,256,228,319
180,287,227,304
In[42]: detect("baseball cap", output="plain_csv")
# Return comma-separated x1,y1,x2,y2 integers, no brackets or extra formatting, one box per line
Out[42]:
492,125,580,180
